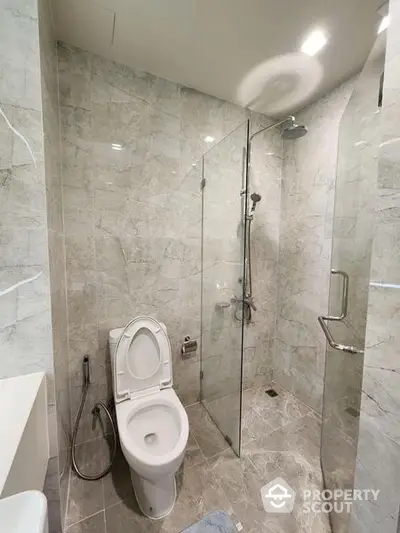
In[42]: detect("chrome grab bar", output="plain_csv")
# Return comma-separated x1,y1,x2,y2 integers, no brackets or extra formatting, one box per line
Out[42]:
317,316,364,354
317,269,364,354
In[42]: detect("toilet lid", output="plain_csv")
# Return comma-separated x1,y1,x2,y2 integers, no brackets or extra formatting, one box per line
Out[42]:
114,316,172,402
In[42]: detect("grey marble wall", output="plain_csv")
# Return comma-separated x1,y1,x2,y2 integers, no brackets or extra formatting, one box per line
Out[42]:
350,1,400,531
58,44,255,441
0,0,64,530
59,45,284,459
38,0,70,527
0,0,58,448
275,80,354,412
0,2,51,383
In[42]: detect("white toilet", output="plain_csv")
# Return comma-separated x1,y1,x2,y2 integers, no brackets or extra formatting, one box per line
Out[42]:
109,316,189,520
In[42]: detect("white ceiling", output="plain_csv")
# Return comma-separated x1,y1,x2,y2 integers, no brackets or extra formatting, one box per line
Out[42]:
53,0,384,115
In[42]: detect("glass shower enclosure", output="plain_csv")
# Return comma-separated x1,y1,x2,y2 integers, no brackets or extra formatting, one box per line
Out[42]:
319,35,385,533
199,120,249,456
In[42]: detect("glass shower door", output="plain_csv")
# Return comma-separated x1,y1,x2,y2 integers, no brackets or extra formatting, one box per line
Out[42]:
320,37,385,533
200,121,249,456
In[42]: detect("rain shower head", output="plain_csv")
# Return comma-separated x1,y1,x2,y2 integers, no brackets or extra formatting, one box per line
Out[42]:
281,117,308,140
249,115,308,142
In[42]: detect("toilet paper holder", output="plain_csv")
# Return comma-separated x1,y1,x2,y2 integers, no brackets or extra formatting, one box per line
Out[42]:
181,336,197,356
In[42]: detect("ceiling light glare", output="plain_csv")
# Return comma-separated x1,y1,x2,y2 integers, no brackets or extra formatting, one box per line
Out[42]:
378,15,390,34
204,136,215,143
112,143,123,151
301,29,328,56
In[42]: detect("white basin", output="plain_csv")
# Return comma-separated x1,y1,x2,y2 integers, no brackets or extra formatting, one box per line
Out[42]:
0,491,48,533
0,372,49,497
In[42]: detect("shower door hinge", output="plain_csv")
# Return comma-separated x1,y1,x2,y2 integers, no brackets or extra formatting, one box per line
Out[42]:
200,178,206,189
200,370,204,379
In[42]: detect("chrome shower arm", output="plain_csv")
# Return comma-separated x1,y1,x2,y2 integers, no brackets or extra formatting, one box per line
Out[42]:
249,116,295,142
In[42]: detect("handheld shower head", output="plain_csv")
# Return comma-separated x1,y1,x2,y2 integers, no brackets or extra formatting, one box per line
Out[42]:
250,192,262,204
248,192,262,219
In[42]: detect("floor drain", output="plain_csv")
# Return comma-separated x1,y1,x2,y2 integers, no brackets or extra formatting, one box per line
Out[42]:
345,407,360,418
266,388,278,397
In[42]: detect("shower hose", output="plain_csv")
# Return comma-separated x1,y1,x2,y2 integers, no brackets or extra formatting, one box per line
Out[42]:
71,355,118,480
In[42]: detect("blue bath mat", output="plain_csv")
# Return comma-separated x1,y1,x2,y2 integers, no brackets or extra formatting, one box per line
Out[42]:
181,511,238,533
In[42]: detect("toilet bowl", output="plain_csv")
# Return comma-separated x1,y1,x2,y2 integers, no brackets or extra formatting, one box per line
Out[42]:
109,317,189,520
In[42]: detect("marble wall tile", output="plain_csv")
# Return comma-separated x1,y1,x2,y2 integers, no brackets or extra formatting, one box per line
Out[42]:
58,43,250,444
0,2,42,111
0,0,53,424
276,79,355,412
1,0,67,531
39,0,71,527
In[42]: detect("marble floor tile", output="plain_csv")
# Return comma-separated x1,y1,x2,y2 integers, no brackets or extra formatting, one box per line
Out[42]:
186,402,230,458
242,405,274,445
184,432,206,469
208,448,299,533
65,511,106,533
66,471,104,528
66,439,106,527
243,382,312,432
172,459,234,531
250,412,322,469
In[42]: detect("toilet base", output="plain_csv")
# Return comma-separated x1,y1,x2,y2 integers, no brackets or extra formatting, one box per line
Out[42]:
129,468,177,520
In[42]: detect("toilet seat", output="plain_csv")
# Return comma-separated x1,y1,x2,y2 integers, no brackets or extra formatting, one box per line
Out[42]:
113,316,172,403
116,388,189,472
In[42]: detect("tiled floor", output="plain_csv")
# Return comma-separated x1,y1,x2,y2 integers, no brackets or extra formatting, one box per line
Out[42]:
65,382,330,533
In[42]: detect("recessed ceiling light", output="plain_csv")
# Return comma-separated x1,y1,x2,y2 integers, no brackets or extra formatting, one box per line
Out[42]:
378,15,390,34
204,136,215,143
301,29,328,56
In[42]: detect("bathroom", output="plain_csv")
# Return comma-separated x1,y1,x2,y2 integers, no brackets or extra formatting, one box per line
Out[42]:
0,0,399,532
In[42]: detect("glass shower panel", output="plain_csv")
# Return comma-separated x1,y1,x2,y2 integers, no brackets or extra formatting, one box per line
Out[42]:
200,121,249,456
320,37,385,533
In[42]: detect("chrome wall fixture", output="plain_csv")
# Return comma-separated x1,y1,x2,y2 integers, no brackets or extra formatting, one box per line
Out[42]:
318,269,364,354
181,336,198,356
